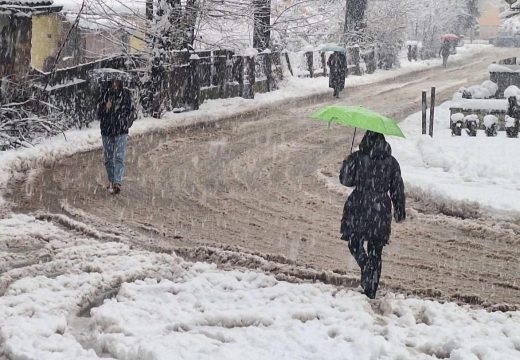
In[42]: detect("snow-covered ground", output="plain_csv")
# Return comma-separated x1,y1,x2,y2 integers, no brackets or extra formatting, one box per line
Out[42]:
389,102,520,216
3,43,519,359
1,214,519,360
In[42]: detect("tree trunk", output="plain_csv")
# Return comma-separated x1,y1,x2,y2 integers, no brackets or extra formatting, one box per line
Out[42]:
183,0,199,48
253,0,271,50
343,0,367,45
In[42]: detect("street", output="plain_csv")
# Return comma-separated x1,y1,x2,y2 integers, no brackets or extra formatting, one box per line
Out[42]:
9,46,520,308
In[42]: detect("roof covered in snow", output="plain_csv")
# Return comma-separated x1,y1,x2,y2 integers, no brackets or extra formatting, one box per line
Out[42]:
0,0,61,14
0,0,53,4
54,0,145,14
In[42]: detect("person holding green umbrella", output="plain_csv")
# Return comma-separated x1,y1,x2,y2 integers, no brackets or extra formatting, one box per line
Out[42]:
339,130,406,299
311,105,406,298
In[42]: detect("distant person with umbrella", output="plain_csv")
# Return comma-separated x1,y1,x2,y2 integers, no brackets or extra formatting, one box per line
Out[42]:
310,106,406,298
98,79,135,195
327,50,347,98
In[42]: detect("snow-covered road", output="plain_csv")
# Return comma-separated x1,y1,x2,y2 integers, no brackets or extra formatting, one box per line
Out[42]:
7,45,520,308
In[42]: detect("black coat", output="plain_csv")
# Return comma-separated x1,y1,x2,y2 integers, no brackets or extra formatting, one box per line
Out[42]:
328,52,347,90
440,42,450,58
339,131,406,245
98,88,133,137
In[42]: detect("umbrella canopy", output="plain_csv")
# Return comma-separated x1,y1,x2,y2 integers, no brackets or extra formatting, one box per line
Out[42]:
320,45,346,53
310,105,406,138
441,34,460,41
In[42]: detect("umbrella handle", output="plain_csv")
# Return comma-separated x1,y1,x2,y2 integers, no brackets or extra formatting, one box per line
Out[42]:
349,128,357,154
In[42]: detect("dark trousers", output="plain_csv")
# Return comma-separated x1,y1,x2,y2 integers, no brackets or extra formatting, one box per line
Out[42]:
347,232,384,299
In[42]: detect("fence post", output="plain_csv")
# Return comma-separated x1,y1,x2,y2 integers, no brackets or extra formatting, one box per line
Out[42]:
151,57,162,119
305,51,314,78
190,54,200,110
422,91,427,135
284,51,293,76
429,87,436,137
264,51,273,92
213,51,226,97
234,55,244,97
244,56,255,99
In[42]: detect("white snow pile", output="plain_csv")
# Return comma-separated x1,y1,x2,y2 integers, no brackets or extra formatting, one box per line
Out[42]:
450,99,508,111
0,214,519,360
92,272,520,360
0,214,184,359
481,80,499,97
488,64,520,73
464,114,479,122
389,102,520,215
450,113,464,122
504,85,520,99
455,81,498,100
483,115,498,128
467,85,492,99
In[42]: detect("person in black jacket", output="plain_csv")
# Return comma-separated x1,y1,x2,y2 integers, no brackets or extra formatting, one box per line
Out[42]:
339,131,406,299
98,79,134,194
327,51,347,98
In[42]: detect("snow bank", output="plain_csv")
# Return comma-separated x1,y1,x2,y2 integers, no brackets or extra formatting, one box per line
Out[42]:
451,99,508,111
389,102,520,215
92,271,520,360
488,64,520,73
0,214,518,360
467,85,491,99
0,214,184,359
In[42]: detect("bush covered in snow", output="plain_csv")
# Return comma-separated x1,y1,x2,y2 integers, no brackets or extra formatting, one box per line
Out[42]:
504,85,520,100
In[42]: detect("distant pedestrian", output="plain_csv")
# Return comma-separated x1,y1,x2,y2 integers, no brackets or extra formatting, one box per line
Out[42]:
440,40,451,68
328,51,347,98
98,79,134,195
411,45,418,61
339,131,406,299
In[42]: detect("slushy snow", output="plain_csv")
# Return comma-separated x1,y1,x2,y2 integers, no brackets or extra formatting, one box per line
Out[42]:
0,214,519,360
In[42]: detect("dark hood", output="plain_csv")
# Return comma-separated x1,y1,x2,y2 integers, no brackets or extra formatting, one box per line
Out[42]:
359,130,391,159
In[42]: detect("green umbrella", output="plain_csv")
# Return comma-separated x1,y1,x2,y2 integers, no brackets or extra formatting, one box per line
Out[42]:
310,105,405,152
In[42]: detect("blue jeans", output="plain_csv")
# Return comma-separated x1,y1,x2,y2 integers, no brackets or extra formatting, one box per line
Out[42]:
102,134,128,185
